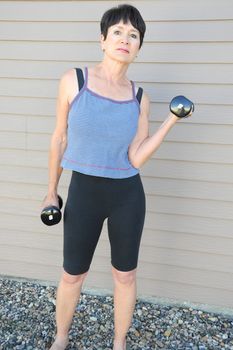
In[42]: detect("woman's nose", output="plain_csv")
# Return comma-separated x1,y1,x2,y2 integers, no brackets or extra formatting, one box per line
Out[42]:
121,37,129,44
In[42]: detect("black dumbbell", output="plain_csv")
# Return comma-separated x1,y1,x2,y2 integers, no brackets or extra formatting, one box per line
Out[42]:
41,195,63,226
170,95,194,118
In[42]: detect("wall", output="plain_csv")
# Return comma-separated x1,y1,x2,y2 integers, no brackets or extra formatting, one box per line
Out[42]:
0,0,233,310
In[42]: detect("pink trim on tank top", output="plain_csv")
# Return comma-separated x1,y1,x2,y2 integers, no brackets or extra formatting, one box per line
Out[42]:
69,66,140,110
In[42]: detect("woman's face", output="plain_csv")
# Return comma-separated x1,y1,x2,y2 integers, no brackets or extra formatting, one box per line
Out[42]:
101,20,140,63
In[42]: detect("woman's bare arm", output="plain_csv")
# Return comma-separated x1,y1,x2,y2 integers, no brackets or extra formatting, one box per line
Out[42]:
128,92,179,169
42,70,73,207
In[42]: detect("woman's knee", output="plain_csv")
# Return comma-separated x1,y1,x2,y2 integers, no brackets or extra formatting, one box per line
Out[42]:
112,266,137,285
61,268,89,284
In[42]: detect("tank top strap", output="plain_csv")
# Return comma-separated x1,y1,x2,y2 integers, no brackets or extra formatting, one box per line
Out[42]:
131,80,143,105
75,67,87,91
136,87,143,105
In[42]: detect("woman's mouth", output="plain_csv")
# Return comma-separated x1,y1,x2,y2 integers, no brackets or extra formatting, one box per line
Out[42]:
117,48,129,53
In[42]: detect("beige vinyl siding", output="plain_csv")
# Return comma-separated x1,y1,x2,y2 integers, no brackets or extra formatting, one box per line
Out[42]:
0,0,233,311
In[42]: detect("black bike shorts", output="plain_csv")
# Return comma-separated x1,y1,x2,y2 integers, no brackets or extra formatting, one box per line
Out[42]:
63,171,146,275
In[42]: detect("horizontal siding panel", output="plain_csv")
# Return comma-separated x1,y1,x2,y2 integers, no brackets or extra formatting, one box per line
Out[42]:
146,211,233,239
2,226,233,257
1,232,232,276
134,274,233,309
145,20,233,42
0,230,63,252
28,116,55,133
1,210,232,239
155,142,233,165
0,260,62,282
1,61,233,84
1,245,233,291
1,20,233,42
140,262,233,292
142,230,233,256
147,195,233,220
1,42,233,63
0,250,111,275
0,131,233,161
0,197,60,217
139,246,233,275
154,123,233,145
0,96,55,116
0,133,50,150
151,104,233,125
1,193,233,220
0,131,26,149
0,165,71,185
0,181,67,203
0,150,48,167
0,165,48,185
0,115,55,134
0,115,26,132
130,63,233,84
27,133,50,150
1,160,233,185
1,78,233,106
1,98,233,125
0,60,79,79
0,211,64,234
1,246,62,267
1,175,233,202
144,177,233,202
0,22,101,42
0,78,55,98
1,141,233,166
0,0,232,21
2,125,233,150
0,228,108,254
142,159,233,183
144,83,233,106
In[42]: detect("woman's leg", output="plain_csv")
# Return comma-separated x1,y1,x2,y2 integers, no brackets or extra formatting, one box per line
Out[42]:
107,174,146,350
49,268,88,350
112,267,137,350
51,171,106,349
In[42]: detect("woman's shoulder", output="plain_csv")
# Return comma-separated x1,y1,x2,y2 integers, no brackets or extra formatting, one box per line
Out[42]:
58,68,84,105
61,67,85,88
60,67,75,79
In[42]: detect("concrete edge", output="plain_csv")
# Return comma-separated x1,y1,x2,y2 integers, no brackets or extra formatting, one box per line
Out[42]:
1,274,233,319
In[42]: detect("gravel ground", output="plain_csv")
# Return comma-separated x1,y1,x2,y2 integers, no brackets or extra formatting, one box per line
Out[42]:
0,277,233,350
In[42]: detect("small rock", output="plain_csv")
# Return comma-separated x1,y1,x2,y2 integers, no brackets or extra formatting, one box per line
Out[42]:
1,277,233,350
164,328,172,337
208,316,218,322
90,316,97,321
137,309,142,316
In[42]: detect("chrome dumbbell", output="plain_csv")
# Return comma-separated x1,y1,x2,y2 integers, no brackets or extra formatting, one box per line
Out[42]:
170,95,194,118
40,195,63,226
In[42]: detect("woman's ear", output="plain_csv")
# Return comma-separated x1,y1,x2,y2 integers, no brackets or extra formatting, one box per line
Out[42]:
100,34,106,51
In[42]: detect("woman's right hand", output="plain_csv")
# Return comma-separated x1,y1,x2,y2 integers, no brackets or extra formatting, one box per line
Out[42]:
41,193,59,210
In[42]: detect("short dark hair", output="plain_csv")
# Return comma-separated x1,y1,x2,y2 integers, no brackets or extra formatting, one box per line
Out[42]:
100,4,146,49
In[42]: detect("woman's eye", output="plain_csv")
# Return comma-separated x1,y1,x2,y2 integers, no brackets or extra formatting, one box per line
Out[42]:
113,30,137,39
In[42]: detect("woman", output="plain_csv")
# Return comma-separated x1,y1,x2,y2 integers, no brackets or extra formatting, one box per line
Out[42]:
43,4,182,350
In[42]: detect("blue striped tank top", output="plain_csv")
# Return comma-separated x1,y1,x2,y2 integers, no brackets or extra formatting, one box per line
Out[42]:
61,66,141,179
